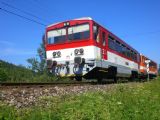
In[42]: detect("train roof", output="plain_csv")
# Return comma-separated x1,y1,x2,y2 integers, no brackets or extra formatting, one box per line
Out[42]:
47,17,92,27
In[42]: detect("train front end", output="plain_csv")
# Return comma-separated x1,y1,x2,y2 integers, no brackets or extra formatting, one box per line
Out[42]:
45,18,98,80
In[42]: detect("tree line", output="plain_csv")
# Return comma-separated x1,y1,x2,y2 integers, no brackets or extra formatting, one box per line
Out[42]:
0,41,57,82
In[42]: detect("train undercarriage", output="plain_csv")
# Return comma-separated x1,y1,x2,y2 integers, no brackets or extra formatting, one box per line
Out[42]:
47,57,151,83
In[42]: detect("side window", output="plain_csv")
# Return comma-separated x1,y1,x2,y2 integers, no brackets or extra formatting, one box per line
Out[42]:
93,24,100,43
102,32,106,46
108,36,115,50
142,56,144,62
134,53,137,61
108,35,137,61
122,44,127,56
119,44,123,54
126,48,131,58
131,50,134,60
109,35,122,53
132,52,137,61
115,40,121,53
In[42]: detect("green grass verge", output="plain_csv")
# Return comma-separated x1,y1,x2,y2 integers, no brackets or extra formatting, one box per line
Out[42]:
0,78,160,120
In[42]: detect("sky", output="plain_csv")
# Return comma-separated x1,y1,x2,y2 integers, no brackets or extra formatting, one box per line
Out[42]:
0,0,160,66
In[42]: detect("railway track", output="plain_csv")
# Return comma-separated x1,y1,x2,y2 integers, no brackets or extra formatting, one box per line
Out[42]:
0,79,130,88
0,78,133,88
0,81,97,87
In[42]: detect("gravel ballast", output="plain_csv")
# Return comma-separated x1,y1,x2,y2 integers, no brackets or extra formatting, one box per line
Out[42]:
0,83,139,108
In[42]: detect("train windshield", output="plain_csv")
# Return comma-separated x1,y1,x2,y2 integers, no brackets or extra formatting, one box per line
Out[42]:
47,23,90,44
47,28,66,44
68,24,90,41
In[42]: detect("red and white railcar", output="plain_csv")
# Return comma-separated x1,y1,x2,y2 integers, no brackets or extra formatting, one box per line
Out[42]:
140,54,158,79
45,17,141,81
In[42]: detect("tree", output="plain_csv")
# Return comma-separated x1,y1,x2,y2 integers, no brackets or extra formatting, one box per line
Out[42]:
27,58,39,73
158,64,160,75
37,42,46,73
0,68,8,82
27,35,47,73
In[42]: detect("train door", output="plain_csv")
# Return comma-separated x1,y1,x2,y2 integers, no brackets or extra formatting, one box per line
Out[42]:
93,24,102,61
93,23,107,68
101,31,107,60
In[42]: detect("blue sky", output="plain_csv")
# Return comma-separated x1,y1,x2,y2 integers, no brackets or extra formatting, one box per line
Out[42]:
0,0,160,66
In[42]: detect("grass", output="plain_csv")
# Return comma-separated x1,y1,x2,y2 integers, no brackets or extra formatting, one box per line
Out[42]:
0,59,71,83
0,78,160,120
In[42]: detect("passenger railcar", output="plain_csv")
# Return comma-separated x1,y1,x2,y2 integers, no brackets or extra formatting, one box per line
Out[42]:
44,17,156,81
140,54,158,79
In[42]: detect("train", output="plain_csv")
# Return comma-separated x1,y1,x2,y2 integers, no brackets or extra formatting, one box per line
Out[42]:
44,17,158,82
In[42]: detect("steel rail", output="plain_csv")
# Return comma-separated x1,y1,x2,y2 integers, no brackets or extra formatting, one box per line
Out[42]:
0,81,97,87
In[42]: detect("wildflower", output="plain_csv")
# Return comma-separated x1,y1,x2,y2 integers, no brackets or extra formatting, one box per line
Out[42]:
117,101,122,105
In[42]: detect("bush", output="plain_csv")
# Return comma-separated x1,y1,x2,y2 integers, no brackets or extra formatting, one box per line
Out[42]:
0,69,8,82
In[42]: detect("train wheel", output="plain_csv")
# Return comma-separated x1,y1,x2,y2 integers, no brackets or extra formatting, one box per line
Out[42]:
75,76,82,81
69,76,74,81
130,71,138,82
97,78,102,84
114,76,117,83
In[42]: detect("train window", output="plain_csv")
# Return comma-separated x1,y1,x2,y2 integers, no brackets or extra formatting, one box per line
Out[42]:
68,24,90,41
131,50,134,60
150,62,153,67
133,52,137,61
93,24,100,42
115,40,121,53
102,32,106,46
108,35,137,61
126,48,131,58
108,36,115,50
121,44,127,56
132,52,135,60
119,44,123,54
142,56,143,62
142,56,144,62
47,28,66,44
143,57,145,62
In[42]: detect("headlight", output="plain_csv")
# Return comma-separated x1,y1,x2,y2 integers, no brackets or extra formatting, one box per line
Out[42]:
74,48,84,56
64,23,67,26
64,22,70,26
67,22,70,26
53,52,57,57
79,48,84,55
52,51,61,58
74,49,79,55
57,51,61,57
